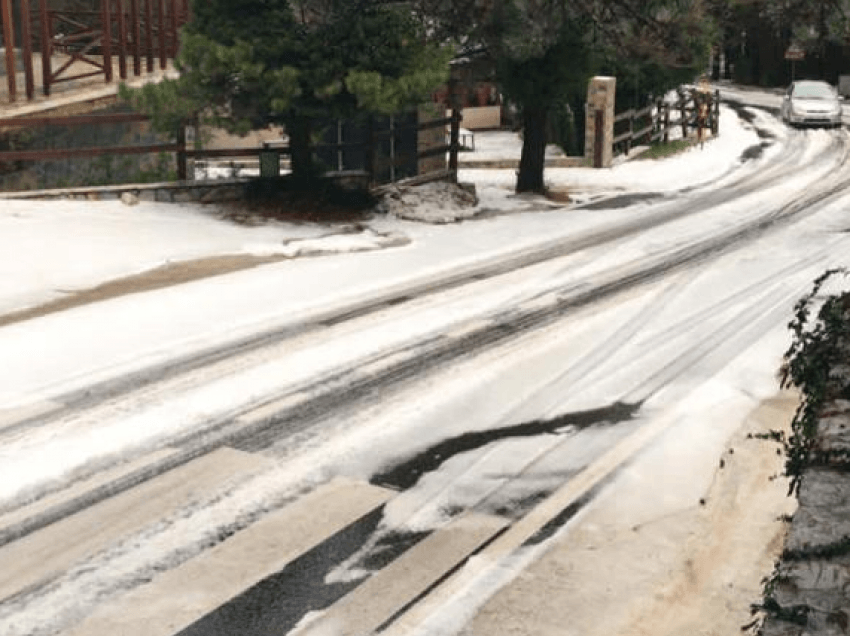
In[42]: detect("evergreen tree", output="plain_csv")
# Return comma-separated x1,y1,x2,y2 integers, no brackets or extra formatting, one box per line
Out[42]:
125,0,453,182
417,0,712,193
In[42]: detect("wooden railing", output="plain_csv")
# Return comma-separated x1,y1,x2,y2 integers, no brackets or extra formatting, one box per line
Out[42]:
1,0,190,103
0,107,463,189
613,88,721,157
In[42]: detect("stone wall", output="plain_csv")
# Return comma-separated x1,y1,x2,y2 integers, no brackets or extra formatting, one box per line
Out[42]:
0,179,249,203
761,299,850,636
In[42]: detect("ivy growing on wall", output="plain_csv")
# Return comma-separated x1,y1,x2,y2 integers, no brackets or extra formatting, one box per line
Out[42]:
780,267,850,496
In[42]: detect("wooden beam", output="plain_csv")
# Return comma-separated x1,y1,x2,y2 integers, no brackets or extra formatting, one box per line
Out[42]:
116,0,127,79
157,0,165,69
144,0,153,72
19,0,35,100
130,0,140,75
101,0,113,82
2,0,17,101
168,0,177,57
0,143,180,162
38,0,51,95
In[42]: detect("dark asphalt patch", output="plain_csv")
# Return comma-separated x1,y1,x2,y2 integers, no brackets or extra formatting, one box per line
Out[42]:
578,193,664,210
723,98,778,141
522,469,622,546
523,491,595,546
724,97,780,121
174,506,427,636
492,489,552,519
740,142,772,162
371,401,641,491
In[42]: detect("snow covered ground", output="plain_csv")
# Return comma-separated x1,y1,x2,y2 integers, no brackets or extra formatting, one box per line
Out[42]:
2,90,850,636
0,103,778,415
0,103,762,319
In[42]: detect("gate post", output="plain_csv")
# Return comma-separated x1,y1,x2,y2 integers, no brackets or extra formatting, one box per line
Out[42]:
585,76,616,168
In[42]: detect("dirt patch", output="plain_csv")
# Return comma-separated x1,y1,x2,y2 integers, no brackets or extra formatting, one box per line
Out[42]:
219,197,375,226
217,178,378,226
0,254,287,328
460,391,798,636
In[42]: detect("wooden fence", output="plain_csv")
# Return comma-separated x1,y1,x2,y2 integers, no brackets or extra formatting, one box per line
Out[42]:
613,88,721,157
0,107,462,189
1,0,189,102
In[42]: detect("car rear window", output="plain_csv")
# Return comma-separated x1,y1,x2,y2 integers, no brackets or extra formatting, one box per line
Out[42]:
793,83,835,99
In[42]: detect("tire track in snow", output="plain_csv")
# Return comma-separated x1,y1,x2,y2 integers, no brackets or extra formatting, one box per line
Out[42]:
3,127,850,548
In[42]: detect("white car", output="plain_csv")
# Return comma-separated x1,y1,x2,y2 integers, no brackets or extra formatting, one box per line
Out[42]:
780,80,843,128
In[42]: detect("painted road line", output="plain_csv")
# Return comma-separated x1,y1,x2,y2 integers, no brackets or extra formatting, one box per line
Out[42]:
380,407,694,636
0,447,265,602
0,447,177,531
65,478,394,636
292,512,507,636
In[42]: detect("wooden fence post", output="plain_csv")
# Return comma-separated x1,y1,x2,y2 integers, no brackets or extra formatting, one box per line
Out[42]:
169,0,178,57
157,0,166,69
365,114,375,185
144,0,153,72
116,0,128,80
102,0,113,82
176,120,187,180
680,91,688,139
2,0,17,102
664,103,670,144
38,0,51,95
712,89,720,136
130,0,141,75
19,0,34,100
449,107,460,182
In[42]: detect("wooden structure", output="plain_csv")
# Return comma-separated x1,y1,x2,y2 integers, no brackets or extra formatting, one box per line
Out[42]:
1,0,189,102
0,106,463,189
612,88,721,158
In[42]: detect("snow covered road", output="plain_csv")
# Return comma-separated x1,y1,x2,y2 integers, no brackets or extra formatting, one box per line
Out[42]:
2,98,850,635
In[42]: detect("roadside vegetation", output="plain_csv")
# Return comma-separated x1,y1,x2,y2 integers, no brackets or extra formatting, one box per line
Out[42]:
637,138,700,161
124,0,716,197
750,268,850,633
781,268,850,495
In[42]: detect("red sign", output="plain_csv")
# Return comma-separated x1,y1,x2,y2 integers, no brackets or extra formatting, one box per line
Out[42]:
785,45,805,61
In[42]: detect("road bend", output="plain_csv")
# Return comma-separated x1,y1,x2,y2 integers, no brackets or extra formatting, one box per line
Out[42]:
1,109,850,636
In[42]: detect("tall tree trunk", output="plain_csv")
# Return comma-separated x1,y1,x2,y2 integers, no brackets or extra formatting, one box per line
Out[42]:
516,106,547,194
288,114,316,183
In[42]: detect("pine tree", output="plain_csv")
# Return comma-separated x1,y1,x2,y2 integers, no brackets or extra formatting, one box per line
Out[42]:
417,0,712,193
125,0,453,182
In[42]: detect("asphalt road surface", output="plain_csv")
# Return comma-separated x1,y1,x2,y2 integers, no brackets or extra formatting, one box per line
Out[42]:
1,97,850,636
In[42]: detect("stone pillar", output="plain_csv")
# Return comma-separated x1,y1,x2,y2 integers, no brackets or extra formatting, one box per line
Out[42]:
585,76,616,169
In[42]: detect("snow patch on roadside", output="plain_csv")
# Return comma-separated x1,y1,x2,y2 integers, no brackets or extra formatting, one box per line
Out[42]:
250,226,411,258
